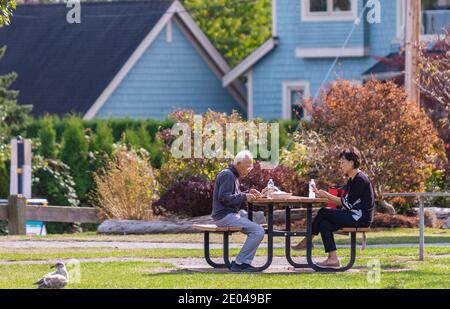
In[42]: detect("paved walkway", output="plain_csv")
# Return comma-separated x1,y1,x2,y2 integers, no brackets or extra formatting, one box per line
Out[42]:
0,256,416,273
0,240,449,249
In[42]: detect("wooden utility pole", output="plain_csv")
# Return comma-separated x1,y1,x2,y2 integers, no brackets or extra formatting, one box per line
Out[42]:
405,0,421,107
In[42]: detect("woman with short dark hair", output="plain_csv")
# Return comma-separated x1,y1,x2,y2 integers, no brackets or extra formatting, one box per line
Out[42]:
292,147,375,268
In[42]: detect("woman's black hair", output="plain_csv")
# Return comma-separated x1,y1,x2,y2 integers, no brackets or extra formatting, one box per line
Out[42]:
339,147,361,169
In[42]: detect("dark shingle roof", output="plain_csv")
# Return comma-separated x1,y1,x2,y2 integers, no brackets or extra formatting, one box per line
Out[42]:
0,1,174,117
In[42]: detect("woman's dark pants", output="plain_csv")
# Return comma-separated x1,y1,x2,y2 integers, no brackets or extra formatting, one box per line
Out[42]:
312,207,368,253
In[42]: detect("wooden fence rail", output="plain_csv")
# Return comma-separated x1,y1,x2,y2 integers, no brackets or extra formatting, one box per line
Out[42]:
0,195,100,235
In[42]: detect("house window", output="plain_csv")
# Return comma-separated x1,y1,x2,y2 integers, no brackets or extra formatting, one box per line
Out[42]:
290,89,305,120
302,0,357,21
282,81,311,120
397,0,450,40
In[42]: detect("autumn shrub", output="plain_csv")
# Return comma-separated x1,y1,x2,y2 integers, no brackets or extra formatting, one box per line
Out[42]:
153,175,213,217
297,80,446,206
156,109,244,194
90,144,158,220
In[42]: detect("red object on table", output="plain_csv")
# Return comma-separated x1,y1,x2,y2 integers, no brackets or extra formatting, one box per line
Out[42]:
327,186,346,208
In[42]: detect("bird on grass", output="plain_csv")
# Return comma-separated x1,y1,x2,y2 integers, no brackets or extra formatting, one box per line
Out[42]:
34,262,69,289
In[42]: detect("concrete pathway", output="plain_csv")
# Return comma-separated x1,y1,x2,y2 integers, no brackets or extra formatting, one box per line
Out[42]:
0,240,449,249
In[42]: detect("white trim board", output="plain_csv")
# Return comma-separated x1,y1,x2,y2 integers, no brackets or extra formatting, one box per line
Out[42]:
295,47,369,58
300,0,358,22
282,81,311,120
223,38,278,87
166,18,173,43
272,0,277,37
84,0,243,120
246,69,254,119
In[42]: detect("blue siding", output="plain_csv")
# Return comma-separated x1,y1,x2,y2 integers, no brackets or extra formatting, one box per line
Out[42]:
252,0,399,120
97,21,243,119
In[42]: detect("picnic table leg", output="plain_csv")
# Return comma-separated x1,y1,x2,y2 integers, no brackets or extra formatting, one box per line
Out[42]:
248,203,253,221
251,203,273,272
203,232,228,269
285,205,309,268
223,232,232,268
305,204,321,271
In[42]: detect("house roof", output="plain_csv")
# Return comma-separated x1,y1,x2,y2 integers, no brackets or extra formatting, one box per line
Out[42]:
83,0,247,119
362,53,405,81
223,38,278,87
0,1,175,117
362,44,446,81
0,1,246,118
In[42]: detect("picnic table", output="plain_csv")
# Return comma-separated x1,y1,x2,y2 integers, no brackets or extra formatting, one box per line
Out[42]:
249,196,353,272
194,195,369,272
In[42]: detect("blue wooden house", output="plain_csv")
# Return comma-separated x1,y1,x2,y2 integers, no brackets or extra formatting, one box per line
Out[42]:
0,0,247,119
223,0,450,120
0,0,448,121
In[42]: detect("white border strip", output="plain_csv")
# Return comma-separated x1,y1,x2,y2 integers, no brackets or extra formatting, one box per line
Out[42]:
295,47,369,58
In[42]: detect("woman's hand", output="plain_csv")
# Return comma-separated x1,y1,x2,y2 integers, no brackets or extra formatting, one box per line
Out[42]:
315,189,329,199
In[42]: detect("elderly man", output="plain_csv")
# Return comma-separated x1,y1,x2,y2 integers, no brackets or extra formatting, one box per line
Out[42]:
212,150,264,272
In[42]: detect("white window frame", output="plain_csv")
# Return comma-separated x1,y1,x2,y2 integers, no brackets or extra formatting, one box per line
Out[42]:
282,81,311,120
396,0,447,42
396,0,407,41
301,0,358,22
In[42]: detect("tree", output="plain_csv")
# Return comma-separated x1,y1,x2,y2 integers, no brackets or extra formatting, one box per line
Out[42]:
60,116,89,201
0,46,32,147
0,0,16,26
301,80,446,212
419,27,450,162
182,0,272,66
371,27,450,162
38,115,57,159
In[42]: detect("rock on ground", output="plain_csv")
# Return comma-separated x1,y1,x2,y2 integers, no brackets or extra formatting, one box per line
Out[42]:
443,217,450,229
97,211,267,234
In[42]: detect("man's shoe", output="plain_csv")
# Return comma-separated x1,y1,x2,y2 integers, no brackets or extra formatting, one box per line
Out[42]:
240,263,261,273
316,259,341,269
230,261,244,272
291,242,314,251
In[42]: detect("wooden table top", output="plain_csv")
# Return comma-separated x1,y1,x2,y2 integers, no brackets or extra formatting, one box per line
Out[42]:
250,196,328,206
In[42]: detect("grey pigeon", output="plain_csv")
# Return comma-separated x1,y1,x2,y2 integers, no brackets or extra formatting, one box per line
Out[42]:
34,262,69,289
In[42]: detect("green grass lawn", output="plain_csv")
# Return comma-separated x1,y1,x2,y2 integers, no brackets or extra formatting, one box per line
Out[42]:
0,228,449,289
0,254,449,289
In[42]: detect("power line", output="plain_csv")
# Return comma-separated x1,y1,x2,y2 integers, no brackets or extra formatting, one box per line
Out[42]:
284,1,371,152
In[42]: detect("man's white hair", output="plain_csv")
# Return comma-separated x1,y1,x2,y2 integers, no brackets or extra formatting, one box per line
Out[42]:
233,150,253,165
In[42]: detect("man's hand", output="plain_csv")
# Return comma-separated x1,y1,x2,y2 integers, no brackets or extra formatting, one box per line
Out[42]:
261,186,280,196
246,193,257,202
249,189,263,199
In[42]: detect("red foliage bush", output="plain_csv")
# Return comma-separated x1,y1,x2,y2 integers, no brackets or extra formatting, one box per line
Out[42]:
153,175,214,217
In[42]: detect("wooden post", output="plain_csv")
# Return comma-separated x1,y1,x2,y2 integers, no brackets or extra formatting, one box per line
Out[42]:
418,195,425,261
405,0,421,107
7,194,27,235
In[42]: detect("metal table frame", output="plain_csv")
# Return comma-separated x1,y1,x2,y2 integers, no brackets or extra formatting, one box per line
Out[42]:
203,197,359,272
